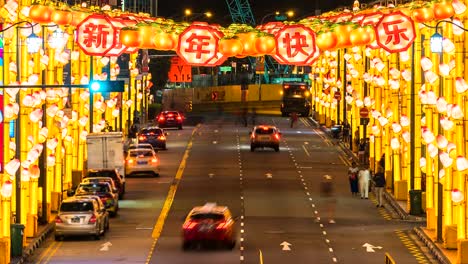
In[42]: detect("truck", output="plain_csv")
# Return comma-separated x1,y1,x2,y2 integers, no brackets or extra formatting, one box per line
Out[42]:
280,82,312,117
86,132,125,181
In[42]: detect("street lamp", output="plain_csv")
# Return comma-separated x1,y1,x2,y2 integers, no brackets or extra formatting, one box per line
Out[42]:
184,9,212,22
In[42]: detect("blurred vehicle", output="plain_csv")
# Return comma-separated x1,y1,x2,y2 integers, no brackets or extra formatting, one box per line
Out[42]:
156,111,183,130
54,197,109,241
182,203,236,250
85,169,125,199
86,132,125,180
82,177,119,198
250,125,281,152
280,82,311,117
72,182,119,217
125,149,160,177
137,127,167,150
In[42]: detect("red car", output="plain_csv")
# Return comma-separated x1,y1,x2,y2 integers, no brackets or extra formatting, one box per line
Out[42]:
182,203,236,250
156,111,183,129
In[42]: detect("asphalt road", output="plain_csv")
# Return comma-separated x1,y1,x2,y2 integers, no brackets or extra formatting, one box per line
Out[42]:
26,113,431,264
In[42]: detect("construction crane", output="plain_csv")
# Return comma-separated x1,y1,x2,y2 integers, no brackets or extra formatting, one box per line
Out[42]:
225,0,288,84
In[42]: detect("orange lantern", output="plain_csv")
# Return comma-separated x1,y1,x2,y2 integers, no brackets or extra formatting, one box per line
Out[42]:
219,37,243,57
71,10,89,27
316,31,338,51
29,4,53,24
51,9,73,25
255,34,276,55
138,23,156,49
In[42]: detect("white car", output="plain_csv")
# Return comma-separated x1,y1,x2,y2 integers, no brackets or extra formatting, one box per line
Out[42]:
125,148,160,177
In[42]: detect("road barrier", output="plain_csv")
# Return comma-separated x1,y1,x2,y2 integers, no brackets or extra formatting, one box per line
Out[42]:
385,252,396,264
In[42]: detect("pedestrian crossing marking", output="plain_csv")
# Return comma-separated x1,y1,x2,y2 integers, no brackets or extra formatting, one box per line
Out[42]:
395,230,430,264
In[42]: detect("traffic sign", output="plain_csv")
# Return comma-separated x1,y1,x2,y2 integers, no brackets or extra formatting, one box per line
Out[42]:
334,91,341,100
360,107,369,118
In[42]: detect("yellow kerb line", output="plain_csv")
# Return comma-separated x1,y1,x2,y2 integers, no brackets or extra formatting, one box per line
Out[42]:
40,241,62,264
146,125,199,263
35,240,57,264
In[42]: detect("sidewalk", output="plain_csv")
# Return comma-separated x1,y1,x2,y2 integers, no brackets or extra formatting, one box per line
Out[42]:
309,117,454,264
11,215,55,264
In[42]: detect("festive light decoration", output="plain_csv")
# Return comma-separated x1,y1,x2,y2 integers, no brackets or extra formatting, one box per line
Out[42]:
437,135,449,149
440,152,453,168
0,180,13,198
456,156,468,171
451,189,464,203
390,137,400,150
5,159,20,176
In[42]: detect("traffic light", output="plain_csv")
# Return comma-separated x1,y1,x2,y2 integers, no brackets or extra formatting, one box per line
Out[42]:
89,80,125,92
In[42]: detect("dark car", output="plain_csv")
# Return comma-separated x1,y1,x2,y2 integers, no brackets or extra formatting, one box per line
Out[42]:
250,125,281,152
138,127,167,150
85,169,126,199
156,111,183,129
182,203,236,250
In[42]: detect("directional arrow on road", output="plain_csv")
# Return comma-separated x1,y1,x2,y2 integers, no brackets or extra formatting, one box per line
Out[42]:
214,129,218,133
100,242,112,251
265,173,272,179
208,173,214,178
362,243,382,252
280,241,292,251
212,141,218,144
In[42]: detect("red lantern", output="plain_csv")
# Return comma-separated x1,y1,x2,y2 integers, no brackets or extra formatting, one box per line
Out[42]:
375,11,416,53
76,14,118,56
176,24,223,66
273,25,319,66
29,4,53,24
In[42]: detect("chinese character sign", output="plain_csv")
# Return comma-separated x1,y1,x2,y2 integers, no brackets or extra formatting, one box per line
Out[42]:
274,25,318,66
76,14,117,56
376,11,416,53
177,25,223,66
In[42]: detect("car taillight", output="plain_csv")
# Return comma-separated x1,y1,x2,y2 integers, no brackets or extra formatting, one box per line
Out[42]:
168,114,173,117
216,221,228,229
176,116,182,121
127,159,134,164
158,116,165,121
151,157,158,163
183,221,197,230
139,135,146,141
158,135,166,140
274,133,280,140
55,216,63,223
88,215,97,224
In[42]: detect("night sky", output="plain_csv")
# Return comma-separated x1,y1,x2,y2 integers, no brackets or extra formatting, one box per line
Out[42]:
157,0,353,26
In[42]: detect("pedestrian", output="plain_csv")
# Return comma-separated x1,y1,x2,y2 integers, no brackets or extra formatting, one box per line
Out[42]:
358,139,366,164
320,175,336,224
373,166,386,207
358,166,371,199
290,112,298,128
348,161,359,196
379,153,385,171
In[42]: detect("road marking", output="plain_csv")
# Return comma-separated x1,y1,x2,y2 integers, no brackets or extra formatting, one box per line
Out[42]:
280,241,292,251
302,145,310,156
145,126,198,264
266,173,273,178
362,243,383,252
395,230,431,263
35,241,57,264
100,242,112,251
40,241,62,264
259,250,264,264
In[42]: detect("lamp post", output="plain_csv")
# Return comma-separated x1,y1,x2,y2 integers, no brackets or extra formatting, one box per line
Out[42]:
184,9,212,22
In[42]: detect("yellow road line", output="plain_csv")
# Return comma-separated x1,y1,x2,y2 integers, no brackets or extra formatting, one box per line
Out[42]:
259,249,264,264
35,240,57,264
146,125,199,264
39,241,62,264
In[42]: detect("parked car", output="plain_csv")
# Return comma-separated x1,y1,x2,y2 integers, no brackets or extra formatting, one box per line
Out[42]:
137,127,167,150
54,197,109,241
125,148,160,177
85,169,125,199
250,125,281,152
156,111,183,129
73,182,119,217
182,203,236,250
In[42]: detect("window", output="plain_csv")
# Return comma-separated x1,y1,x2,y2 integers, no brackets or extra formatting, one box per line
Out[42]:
60,202,94,212
255,128,275,135
77,183,110,194
190,213,225,221
129,150,153,157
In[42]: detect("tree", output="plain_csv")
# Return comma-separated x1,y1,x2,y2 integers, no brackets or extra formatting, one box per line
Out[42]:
148,50,172,97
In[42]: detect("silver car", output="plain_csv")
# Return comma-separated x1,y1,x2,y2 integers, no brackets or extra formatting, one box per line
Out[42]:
54,197,109,240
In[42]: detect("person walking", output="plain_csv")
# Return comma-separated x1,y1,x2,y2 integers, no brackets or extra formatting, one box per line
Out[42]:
358,166,371,199
348,162,359,196
373,166,386,207
320,175,336,224
290,112,298,128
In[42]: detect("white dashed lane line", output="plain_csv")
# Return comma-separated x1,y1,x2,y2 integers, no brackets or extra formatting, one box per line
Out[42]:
284,140,338,263
237,132,246,262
